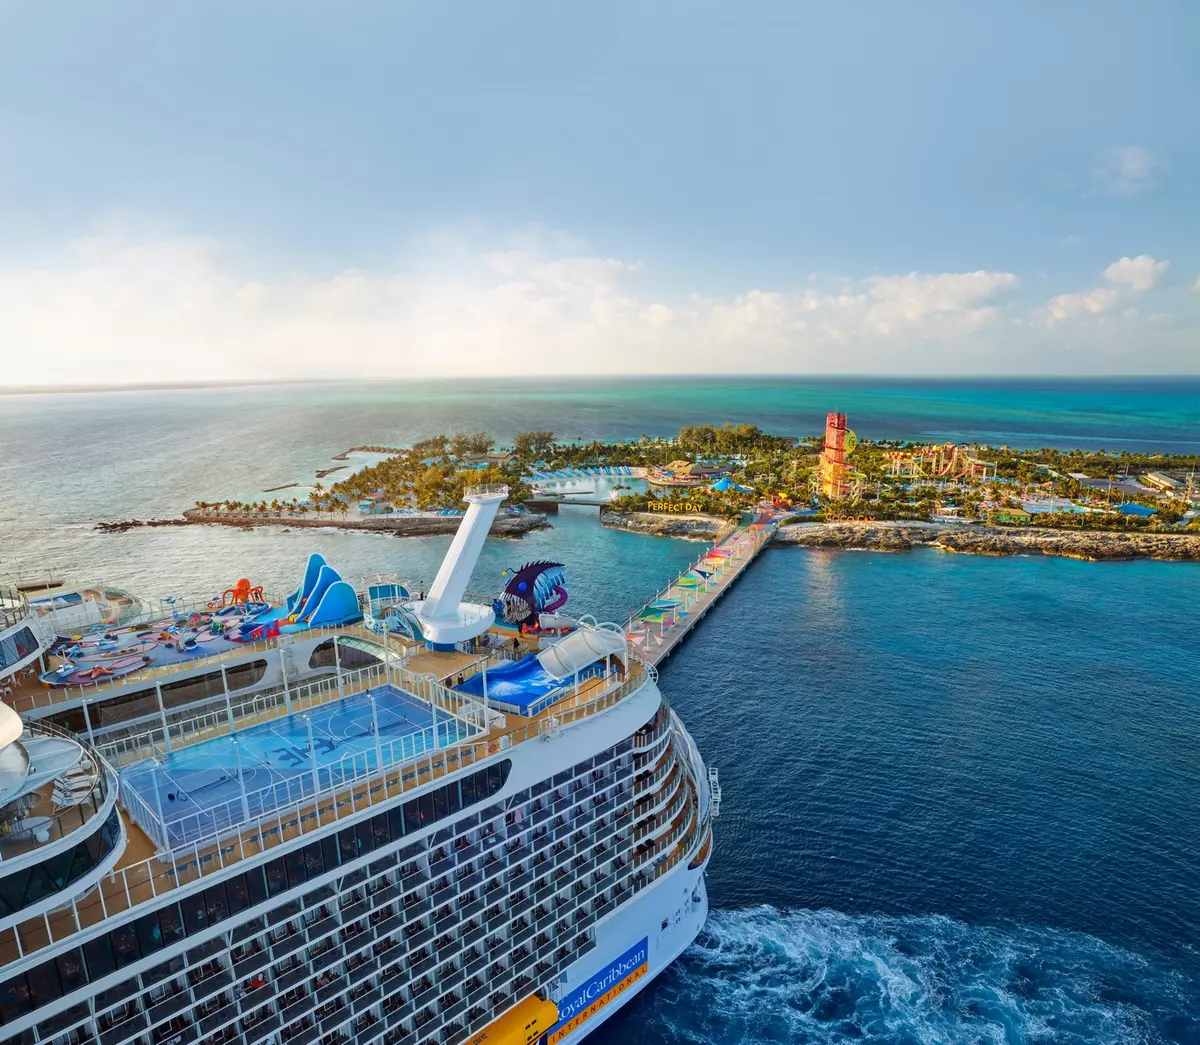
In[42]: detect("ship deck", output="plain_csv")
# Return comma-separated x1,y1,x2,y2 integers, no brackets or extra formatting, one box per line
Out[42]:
2,650,636,965
3,623,418,715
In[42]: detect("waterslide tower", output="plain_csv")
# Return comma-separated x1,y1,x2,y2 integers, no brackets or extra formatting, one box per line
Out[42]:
819,412,854,500
410,485,508,649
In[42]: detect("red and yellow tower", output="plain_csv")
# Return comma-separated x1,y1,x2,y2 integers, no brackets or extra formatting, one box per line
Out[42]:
819,411,854,500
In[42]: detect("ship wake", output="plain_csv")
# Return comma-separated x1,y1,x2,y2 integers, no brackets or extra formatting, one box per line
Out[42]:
615,906,1197,1045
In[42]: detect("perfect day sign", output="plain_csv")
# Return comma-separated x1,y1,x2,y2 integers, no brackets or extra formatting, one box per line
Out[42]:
546,938,649,1044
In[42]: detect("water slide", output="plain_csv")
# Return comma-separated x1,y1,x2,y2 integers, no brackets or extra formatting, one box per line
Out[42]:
280,554,362,630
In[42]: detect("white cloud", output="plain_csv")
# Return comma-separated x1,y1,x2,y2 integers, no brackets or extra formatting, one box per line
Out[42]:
1,225,1191,383
0,227,1028,385
1043,286,1120,321
1103,254,1168,292
1040,254,1168,323
1092,146,1160,195
1191,275,1200,294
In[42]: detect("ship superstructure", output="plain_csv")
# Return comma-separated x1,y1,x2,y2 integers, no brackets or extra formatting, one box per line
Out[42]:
0,486,715,1045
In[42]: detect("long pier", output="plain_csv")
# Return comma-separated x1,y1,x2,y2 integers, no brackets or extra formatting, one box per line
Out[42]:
624,511,779,666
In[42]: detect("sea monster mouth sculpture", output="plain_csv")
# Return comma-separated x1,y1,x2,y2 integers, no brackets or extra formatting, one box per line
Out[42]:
495,560,568,625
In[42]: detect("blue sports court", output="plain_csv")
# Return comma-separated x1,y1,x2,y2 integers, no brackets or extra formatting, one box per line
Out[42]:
119,686,476,848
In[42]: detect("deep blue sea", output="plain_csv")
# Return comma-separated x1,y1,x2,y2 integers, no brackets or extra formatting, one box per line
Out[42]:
1,377,1197,1043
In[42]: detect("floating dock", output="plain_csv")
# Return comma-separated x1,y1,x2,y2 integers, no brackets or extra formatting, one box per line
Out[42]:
625,511,779,666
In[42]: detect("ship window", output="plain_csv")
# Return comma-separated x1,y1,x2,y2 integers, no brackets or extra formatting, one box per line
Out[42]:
339,828,361,864
284,852,308,890
403,798,422,834
181,895,209,934
371,814,390,850
82,934,115,979
203,883,230,921
460,773,477,805
134,912,164,956
321,835,342,874
259,857,286,897
418,791,435,826
226,874,251,915
155,902,185,945
37,1000,89,1038
387,804,405,840
432,787,449,821
109,922,141,969
302,841,325,881
355,818,375,855
225,659,268,692
0,974,32,1022
55,949,87,993
24,962,60,1007
487,763,506,796
246,866,269,907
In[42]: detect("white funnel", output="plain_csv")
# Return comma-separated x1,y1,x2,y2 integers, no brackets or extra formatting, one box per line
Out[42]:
413,485,507,645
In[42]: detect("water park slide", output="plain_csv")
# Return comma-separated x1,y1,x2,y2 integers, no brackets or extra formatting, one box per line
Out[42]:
282,554,361,629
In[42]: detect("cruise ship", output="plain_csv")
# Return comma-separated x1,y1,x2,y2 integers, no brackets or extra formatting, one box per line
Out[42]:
0,486,716,1045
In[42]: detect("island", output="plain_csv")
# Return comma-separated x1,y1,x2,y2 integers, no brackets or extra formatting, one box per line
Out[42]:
94,419,1200,560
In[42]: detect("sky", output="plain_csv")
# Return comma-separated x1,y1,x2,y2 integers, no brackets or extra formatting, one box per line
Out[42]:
1,1,1198,384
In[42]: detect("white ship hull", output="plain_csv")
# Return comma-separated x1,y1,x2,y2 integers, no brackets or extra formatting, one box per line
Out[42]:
548,860,710,1045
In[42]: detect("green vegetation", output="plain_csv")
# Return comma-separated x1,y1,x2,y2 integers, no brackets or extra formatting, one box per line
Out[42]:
193,425,1198,533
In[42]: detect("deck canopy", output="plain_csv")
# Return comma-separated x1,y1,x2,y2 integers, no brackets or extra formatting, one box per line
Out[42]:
536,627,627,681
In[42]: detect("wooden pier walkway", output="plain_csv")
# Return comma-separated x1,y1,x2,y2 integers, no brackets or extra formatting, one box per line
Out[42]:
624,510,780,667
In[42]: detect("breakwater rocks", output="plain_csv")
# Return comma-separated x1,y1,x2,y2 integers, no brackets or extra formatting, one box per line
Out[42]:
774,522,1200,562
600,509,728,540
97,510,549,539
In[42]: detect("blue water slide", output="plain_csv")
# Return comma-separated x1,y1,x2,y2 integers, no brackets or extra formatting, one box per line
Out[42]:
288,553,328,613
297,564,339,622
304,580,362,627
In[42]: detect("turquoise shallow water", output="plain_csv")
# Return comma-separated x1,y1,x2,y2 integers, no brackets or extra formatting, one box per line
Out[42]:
2,378,1198,1042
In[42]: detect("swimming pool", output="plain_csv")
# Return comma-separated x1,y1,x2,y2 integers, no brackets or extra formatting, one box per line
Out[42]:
453,654,605,716
119,686,478,848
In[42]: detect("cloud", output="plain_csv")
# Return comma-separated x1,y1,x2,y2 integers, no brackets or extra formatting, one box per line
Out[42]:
1040,254,1168,323
1043,287,1120,322
1103,254,1168,292
1191,276,1200,294
1092,146,1160,195
0,227,1028,385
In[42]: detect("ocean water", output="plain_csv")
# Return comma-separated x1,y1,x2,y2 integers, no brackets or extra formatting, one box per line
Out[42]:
1,378,1198,1043
604,549,1200,1045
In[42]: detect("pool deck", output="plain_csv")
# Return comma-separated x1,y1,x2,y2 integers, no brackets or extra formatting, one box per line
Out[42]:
3,662,624,965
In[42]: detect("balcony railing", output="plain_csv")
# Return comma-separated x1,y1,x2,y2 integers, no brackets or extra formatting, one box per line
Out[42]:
0,718,114,865
2,653,657,965
0,586,33,633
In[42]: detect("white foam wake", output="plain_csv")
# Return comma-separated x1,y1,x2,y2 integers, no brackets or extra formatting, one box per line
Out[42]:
607,907,1196,1045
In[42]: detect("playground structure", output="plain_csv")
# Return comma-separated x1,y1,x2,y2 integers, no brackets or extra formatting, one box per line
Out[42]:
37,556,362,688
819,412,859,500
219,578,264,608
885,444,997,481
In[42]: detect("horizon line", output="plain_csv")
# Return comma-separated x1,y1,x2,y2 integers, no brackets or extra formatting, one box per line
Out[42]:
5,373,1200,397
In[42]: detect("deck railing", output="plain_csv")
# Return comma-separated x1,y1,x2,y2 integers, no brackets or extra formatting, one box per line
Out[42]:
0,586,32,633
0,719,111,864
2,655,655,963
13,622,402,712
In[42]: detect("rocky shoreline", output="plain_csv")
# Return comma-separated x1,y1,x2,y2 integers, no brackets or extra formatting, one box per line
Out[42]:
97,510,550,539
599,509,729,540
600,510,1200,561
774,521,1200,562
